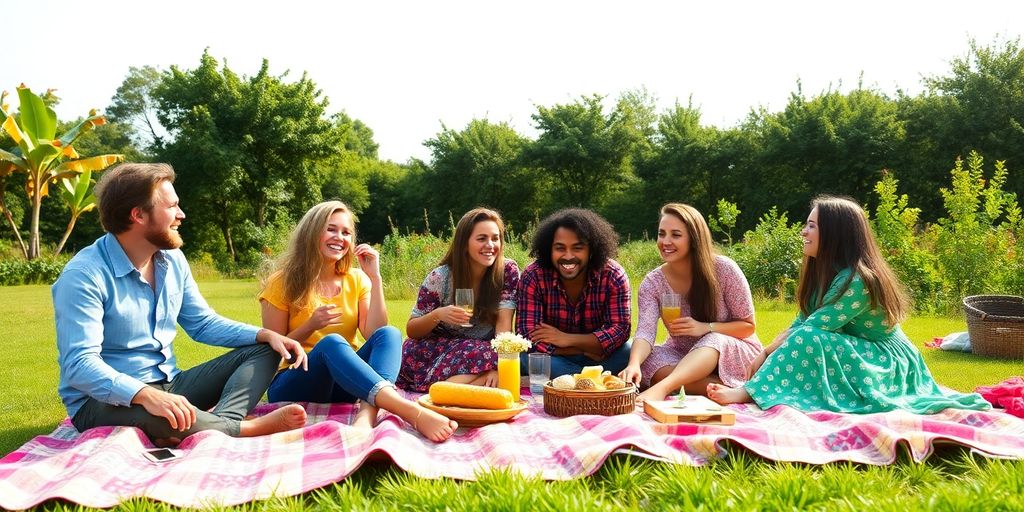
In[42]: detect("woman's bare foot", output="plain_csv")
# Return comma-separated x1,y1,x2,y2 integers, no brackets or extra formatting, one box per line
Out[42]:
410,406,458,443
706,383,752,405
239,403,307,437
637,387,669,404
351,401,379,429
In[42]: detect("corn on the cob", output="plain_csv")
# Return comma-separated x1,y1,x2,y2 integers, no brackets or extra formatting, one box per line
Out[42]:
428,381,514,409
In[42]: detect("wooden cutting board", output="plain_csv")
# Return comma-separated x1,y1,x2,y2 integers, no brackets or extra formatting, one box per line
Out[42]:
644,395,736,425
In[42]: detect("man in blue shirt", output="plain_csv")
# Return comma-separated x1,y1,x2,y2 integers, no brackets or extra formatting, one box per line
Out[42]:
53,163,309,445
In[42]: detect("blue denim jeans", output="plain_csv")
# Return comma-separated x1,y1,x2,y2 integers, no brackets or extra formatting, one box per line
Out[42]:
267,326,402,406
519,340,632,377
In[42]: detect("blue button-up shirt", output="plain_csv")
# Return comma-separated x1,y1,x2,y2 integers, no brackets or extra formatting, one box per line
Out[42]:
53,233,260,418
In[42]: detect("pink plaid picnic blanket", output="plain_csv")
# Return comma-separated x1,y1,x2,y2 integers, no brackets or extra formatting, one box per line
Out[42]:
2,396,1023,509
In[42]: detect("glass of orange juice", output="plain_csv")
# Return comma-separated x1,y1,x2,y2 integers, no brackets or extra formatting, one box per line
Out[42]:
661,292,682,328
497,353,521,402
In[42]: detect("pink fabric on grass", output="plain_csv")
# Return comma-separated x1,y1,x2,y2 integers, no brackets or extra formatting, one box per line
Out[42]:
976,376,1024,418
1,390,1023,509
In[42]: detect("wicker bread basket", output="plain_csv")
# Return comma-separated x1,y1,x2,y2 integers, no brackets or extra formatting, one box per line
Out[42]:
543,382,638,417
962,295,1024,359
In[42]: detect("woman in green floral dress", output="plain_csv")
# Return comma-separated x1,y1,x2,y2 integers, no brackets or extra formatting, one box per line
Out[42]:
708,196,989,413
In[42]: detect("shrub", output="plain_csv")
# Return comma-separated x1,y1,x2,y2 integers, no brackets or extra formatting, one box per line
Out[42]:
870,173,943,312
729,207,803,300
933,151,1021,311
0,256,69,285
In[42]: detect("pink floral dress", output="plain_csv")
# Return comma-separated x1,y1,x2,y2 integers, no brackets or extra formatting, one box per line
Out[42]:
397,260,520,392
635,255,762,389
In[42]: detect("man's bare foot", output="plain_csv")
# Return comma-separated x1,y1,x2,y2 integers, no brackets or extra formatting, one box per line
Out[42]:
409,406,458,443
239,403,307,437
351,402,379,429
706,383,752,405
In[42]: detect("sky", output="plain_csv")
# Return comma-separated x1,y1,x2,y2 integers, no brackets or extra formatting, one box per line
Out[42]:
6,1,1023,163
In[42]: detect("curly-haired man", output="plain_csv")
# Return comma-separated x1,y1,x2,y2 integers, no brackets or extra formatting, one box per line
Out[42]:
515,208,632,377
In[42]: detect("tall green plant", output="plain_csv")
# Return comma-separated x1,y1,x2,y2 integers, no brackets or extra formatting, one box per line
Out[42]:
0,86,123,259
934,151,1020,305
870,172,942,311
54,169,97,256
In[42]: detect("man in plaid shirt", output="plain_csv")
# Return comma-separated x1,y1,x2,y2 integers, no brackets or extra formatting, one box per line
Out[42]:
516,208,632,377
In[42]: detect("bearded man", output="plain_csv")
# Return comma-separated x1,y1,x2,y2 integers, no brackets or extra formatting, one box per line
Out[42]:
53,163,308,445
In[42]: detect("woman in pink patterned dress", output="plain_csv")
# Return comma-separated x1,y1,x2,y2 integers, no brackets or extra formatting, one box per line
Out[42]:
620,203,762,402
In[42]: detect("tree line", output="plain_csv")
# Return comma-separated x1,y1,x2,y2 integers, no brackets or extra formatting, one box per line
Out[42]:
1,38,1022,275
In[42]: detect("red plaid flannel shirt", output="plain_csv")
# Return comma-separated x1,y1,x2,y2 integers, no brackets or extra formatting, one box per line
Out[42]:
515,259,631,357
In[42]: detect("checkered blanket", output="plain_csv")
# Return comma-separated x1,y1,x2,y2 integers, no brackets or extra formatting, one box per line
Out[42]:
2,396,1022,509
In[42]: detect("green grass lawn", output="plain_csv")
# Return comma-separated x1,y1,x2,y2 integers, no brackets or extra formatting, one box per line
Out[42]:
1,281,1021,511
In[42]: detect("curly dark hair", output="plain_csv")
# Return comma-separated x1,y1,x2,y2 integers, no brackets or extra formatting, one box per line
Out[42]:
530,208,619,272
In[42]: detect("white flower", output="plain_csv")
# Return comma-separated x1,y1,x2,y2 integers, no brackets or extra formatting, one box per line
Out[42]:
851,301,861,309
864,320,874,328
490,332,531,353
838,314,847,322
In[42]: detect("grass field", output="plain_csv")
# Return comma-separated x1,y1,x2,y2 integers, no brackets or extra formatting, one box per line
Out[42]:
1,281,1021,510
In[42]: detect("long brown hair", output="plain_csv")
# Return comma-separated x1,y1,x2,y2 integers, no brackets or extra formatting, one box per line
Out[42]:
441,208,506,324
796,196,910,326
661,203,719,322
265,201,355,309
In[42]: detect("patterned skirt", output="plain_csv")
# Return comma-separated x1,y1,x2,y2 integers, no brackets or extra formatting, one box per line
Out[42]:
397,336,498,392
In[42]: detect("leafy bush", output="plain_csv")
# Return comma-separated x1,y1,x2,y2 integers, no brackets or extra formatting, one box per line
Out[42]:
729,207,803,300
617,240,662,283
0,256,69,285
871,173,943,312
932,151,1021,310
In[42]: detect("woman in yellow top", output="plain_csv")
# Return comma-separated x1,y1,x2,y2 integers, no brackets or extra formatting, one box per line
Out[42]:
260,201,457,442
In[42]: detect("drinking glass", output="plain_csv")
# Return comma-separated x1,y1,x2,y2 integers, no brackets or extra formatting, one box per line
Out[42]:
661,292,682,328
455,288,474,327
528,353,551,401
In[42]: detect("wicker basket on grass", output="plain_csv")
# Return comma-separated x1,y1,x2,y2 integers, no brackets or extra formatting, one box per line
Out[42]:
543,383,638,417
962,295,1024,360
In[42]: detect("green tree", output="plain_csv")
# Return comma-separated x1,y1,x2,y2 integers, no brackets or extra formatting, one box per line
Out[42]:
756,83,903,219
151,51,340,262
106,65,165,151
422,119,541,233
924,37,1024,203
524,95,643,208
0,86,123,259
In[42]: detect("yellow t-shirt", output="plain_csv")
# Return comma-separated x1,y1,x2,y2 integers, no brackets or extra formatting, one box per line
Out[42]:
259,269,372,356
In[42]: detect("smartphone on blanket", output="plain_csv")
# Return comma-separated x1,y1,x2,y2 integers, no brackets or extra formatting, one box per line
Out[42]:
143,448,182,463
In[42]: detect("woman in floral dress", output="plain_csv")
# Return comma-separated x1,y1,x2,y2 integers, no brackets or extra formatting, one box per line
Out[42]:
397,208,520,392
708,196,989,413
620,203,762,402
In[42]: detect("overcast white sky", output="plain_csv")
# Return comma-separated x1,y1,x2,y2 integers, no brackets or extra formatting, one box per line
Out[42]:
6,1,1022,162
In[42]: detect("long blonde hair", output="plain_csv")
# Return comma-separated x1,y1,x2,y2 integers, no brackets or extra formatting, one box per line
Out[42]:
661,203,720,322
440,208,506,324
265,201,355,309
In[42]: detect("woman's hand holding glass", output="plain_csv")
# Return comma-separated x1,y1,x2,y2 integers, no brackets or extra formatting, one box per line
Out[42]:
434,305,472,326
665,316,711,337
